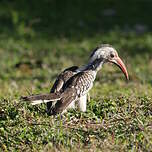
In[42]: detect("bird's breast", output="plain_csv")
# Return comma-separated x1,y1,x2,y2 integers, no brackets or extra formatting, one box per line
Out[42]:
75,71,96,97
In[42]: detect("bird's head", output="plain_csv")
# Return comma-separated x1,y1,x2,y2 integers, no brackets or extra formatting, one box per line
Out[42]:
89,44,129,80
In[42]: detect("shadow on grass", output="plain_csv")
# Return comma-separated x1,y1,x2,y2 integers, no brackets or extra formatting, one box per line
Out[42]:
0,0,152,72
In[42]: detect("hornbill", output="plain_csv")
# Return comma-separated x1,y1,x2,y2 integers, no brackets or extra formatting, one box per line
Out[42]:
21,44,129,115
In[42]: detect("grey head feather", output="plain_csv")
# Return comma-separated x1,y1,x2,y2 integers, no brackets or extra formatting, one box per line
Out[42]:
90,44,113,58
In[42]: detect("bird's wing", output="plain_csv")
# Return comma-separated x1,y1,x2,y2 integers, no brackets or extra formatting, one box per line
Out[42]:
50,78,64,93
51,71,93,115
47,66,79,113
51,88,77,114
50,66,79,93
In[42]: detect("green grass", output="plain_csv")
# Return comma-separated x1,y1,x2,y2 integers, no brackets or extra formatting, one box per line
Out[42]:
0,0,152,151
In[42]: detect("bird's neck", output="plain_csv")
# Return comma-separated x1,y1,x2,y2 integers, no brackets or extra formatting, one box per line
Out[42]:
79,58,105,72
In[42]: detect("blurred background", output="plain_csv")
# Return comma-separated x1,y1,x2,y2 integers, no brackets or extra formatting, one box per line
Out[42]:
0,0,152,95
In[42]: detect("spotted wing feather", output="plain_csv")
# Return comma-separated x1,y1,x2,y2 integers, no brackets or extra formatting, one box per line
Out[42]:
47,66,79,113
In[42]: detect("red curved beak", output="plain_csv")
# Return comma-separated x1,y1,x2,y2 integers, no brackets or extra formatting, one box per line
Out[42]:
110,56,129,80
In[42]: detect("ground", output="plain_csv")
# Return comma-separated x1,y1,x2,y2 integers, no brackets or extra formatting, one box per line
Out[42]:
0,1,152,151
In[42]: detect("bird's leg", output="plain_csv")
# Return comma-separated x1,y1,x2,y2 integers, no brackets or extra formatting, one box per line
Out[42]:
87,93,90,102
78,95,87,112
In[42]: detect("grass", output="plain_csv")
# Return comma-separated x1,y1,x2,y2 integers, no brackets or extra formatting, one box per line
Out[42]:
0,0,152,151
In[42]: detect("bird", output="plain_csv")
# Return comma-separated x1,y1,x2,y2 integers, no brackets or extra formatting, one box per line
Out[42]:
21,44,129,115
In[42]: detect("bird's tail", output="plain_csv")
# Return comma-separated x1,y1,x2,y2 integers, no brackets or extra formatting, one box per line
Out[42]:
21,93,61,105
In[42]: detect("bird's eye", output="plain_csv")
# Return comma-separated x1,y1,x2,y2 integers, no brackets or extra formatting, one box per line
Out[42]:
110,54,114,58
